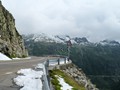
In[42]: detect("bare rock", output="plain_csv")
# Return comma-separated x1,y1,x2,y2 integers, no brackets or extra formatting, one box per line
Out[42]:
0,1,28,58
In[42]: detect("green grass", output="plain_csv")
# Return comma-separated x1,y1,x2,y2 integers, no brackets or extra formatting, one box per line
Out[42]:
49,69,85,90
49,70,61,90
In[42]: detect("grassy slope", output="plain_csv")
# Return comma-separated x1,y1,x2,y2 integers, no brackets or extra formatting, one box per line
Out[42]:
49,69,85,90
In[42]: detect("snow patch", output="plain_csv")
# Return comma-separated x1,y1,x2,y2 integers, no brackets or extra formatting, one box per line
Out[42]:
14,68,43,90
0,52,11,61
56,75,73,90
35,63,44,69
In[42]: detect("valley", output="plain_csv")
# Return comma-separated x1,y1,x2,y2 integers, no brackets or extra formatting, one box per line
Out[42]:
23,34,120,90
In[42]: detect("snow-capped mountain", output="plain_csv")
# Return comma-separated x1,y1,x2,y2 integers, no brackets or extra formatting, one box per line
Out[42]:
22,34,69,43
99,40,120,46
22,33,120,46
22,33,90,44
22,33,55,42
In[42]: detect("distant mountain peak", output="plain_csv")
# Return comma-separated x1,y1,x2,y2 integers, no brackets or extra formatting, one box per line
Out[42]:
22,33,120,47
100,39,120,46
23,34,90,45
74,37,89,44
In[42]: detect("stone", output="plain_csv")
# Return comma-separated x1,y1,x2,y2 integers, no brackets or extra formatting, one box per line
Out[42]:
0,1,28,58
60,63,99,90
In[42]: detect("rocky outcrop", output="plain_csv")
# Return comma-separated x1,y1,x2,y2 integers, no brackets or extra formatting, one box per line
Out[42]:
58,63,99,90
74,37,89,44
0,1,28,58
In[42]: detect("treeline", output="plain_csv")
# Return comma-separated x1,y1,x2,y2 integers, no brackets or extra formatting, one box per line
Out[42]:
24,39,68,56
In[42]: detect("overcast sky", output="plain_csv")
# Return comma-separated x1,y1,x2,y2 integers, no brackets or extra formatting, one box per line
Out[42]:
1,0,120,42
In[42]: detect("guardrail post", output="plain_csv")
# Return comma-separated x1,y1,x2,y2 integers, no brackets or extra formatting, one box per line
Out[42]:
58,58,60,65
47,59,49,67
67,57,70,61
64,58,66,64
42,57,72,90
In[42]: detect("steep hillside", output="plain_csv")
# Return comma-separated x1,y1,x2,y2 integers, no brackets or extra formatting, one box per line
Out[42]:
0,1,28,58
70,44,120,90
50,63,99,90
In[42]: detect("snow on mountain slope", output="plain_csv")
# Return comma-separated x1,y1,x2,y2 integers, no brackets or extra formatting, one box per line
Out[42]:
0,52,11,60
23,34,83,44
23,34,69,43
99,40,120,46
22,33,120,46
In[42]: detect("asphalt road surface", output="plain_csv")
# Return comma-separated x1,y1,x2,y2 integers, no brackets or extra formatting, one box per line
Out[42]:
0,56,56,90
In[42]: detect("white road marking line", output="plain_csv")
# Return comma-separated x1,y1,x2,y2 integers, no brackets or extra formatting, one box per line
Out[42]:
5,72,13,75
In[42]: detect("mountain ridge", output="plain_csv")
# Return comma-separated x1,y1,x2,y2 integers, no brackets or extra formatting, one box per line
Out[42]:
22,33,120,46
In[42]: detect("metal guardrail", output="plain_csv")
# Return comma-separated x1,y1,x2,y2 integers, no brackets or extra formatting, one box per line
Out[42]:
42,61,50,90
42,57,71,90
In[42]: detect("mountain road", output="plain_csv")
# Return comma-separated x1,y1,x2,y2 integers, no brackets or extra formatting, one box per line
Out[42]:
0,56,57,90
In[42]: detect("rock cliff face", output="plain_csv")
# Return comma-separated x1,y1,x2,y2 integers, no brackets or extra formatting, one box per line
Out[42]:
0,1,28,58
56,63,99,90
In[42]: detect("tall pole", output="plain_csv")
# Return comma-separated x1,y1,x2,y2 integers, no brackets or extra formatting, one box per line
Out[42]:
68,46,70,61
66,36,72,61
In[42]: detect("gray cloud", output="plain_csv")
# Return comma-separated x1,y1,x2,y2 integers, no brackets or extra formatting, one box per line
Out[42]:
2,0,120,42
